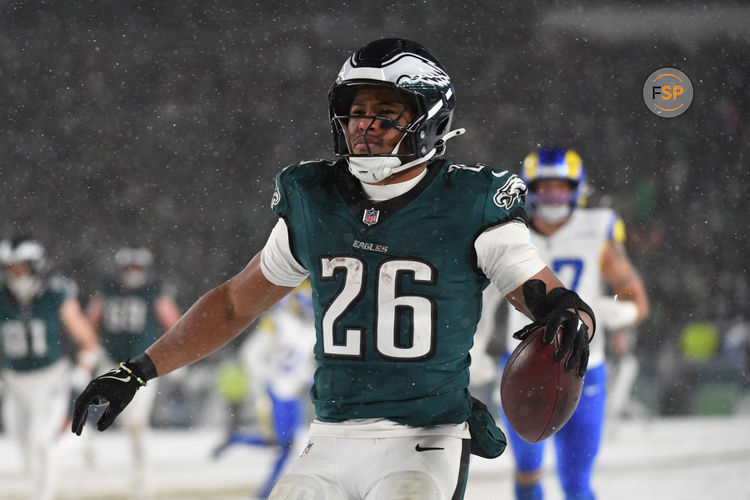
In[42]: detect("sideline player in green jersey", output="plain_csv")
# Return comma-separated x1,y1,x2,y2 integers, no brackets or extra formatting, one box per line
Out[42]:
0,236,99,500
72,39,596,500
85,246,181,497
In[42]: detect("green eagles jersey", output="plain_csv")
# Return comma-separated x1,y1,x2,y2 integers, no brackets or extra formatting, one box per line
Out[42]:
271,158,528,427
0,277,74,372
96,281,166,360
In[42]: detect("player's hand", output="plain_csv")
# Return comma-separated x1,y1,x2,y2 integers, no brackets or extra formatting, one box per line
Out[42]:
513,311,590,377
71,361,146,435
544,309,589,377
515,280,593,377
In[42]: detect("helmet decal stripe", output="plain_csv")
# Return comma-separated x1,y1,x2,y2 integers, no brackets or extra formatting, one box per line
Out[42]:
426,100,444,119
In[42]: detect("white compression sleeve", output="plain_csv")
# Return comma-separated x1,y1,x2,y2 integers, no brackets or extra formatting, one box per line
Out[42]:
259,218,309,287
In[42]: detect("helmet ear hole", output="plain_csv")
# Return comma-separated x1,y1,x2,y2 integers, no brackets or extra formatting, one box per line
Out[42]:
435,117,449,137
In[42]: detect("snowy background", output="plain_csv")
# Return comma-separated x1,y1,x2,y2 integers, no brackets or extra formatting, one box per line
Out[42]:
0,0,749,498
1,1,748,338
2,414,750,499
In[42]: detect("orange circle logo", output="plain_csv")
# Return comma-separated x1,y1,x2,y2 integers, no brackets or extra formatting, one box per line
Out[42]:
643,68,693,118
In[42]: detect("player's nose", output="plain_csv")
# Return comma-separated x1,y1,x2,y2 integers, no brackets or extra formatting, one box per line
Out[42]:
356,115,382,133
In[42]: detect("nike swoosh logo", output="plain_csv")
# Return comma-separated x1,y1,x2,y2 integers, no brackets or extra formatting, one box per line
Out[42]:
100,375,131,383
415,444,444,452
491,170,509,177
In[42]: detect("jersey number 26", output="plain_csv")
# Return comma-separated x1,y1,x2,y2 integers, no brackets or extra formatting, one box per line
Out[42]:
320,256,436,361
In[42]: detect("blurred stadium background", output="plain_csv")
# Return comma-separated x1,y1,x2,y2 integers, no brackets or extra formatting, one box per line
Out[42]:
2,414,749,498
0,0,749,498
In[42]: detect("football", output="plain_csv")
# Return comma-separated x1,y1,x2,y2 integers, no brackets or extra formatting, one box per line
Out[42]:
500,326,584,443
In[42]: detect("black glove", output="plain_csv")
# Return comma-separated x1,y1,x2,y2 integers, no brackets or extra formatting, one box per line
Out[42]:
513,279,593,378
71,354,156,435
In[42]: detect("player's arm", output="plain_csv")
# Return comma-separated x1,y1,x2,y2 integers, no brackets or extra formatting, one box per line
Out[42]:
60,298,100,369
61,298,99,352
473,220,595,340
154,294,182,332
505,267,595,340
600,240,650,326
84,295,104,331
476,221,594,376
72,220,303,435
73,174,304,435
146,252,293,376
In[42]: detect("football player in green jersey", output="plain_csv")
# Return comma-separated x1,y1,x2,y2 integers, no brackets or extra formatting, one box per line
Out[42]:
72,39,595,500
0,236,99,500
85,246,181,497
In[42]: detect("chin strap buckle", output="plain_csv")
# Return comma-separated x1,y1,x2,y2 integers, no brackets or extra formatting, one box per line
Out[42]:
435,128,466,155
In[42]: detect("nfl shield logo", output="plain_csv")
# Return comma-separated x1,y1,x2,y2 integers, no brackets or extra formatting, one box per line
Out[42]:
362,208,380,226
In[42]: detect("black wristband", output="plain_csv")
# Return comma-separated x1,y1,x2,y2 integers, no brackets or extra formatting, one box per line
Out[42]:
129,353,158,382
523,280,597,340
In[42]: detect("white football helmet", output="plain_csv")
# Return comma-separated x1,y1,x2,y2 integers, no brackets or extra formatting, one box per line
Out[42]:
0,237,46,304
115,246,153,289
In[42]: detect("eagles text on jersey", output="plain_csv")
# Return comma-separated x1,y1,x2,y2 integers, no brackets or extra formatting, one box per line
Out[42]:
272,158,528,426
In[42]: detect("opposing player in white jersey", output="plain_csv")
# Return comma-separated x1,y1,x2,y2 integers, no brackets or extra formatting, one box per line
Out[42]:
234,281,316,498
213,282,315,499
479,148,649,500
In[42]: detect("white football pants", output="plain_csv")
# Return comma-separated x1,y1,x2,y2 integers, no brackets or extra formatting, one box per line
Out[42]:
2,360,69,500
268,428,471,500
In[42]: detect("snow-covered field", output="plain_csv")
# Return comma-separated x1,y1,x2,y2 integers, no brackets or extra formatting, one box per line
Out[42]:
2,415,749,499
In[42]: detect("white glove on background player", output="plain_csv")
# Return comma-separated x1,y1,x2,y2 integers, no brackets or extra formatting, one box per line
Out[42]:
70,364,94,393
71,348,100,393
594,296,639,331
469,345,499,388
